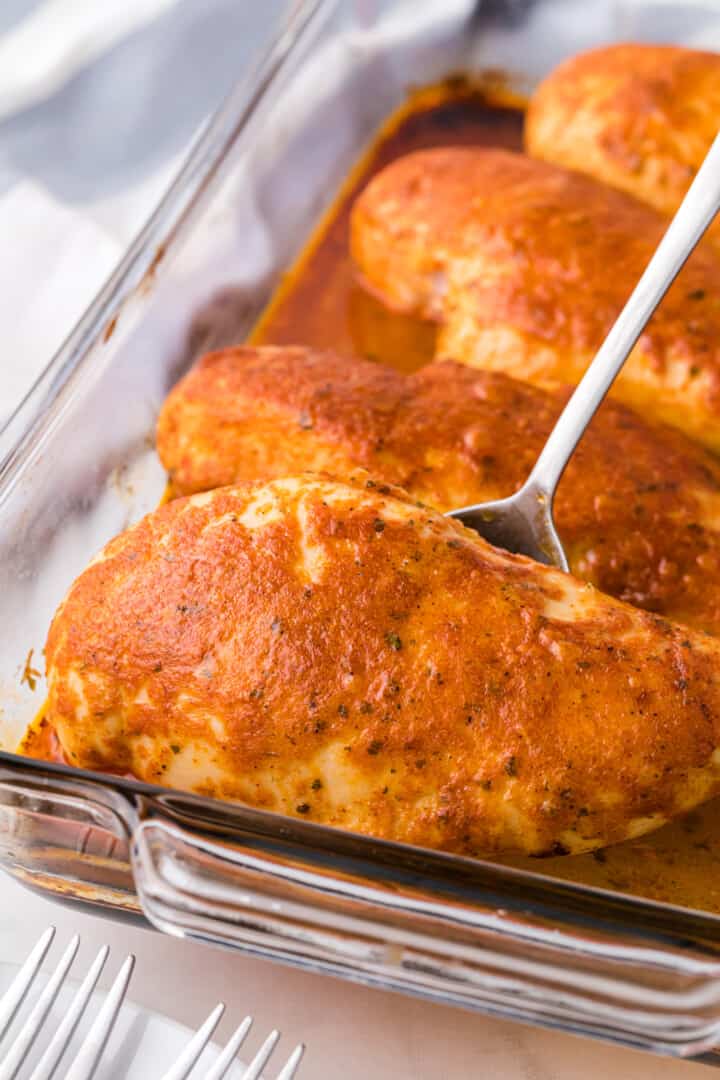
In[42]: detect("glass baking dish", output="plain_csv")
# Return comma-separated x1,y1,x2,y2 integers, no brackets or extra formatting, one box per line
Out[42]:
4,0,720,1061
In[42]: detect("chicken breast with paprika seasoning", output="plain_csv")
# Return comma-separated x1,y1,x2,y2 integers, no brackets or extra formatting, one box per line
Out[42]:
526,44,720,249
45,474,720,857
350,147,720,451
157,345,720,636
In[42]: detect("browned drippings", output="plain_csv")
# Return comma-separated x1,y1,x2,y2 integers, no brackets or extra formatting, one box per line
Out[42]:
20,708,64,764
250,84,524,371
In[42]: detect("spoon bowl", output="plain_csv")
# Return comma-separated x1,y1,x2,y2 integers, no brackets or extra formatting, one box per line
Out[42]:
452,482,568,570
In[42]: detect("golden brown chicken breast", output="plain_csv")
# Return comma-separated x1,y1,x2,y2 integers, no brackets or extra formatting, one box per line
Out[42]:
350,147,720,450
45,475,720,857
526,44,720,248
157,345,720,636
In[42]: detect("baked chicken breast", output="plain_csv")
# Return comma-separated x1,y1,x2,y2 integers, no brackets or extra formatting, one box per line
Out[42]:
350,147,720,450
45,475,720,857
526,44,720,247
157,345,720,636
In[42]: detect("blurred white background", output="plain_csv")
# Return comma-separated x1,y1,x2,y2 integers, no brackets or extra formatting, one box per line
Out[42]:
0,0,287,424
0,0,285,235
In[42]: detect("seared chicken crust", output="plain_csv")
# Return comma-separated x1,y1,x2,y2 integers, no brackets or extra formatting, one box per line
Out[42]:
157,345,720,635
350,147,720,450
526,44,720,248
45,475,720,857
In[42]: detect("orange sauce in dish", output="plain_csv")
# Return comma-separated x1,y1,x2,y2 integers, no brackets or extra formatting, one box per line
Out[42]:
251,81,525,371
20,709,64,764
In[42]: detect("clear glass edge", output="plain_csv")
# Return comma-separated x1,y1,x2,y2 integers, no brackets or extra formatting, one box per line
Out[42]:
4,749,720,956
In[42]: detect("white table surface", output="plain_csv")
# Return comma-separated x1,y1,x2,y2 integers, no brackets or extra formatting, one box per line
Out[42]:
0,3,717,1077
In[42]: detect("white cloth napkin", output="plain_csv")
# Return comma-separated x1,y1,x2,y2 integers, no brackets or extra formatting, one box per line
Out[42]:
0,0,181,122
0,180,121,424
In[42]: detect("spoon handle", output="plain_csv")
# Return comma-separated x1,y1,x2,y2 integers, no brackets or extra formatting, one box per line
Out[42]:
526,130,720,503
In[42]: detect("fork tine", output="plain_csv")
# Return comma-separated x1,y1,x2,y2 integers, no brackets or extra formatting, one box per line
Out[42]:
241,1029,280,1080
202,1015,252,1080
0,934,80,1080
28,945,110,1080
63,954,135,1080
160,1002,225,1080
275,1044,305,1080
0,927,55,1043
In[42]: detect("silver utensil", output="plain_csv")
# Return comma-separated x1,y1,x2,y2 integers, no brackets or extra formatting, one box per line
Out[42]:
0,927,305,1079
449,132,720,569
160,1004,304,1080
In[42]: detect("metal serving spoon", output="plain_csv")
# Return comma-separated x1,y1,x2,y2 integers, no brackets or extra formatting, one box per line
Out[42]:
449,133,720,569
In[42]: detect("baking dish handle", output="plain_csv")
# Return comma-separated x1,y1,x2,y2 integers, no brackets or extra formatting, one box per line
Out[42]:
0,769,139,914
131,812,720,1059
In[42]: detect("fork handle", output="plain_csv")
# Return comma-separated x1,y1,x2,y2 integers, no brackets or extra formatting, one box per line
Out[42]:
526,130,720,503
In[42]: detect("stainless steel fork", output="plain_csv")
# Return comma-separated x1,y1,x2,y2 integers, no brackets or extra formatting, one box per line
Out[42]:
0,927,305,1079
159,1003,304,1080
